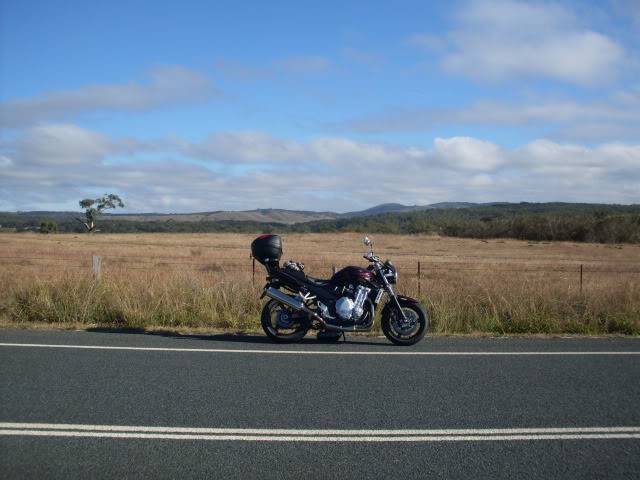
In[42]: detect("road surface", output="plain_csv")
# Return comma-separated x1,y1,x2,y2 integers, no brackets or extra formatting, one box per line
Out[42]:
1,329,639,478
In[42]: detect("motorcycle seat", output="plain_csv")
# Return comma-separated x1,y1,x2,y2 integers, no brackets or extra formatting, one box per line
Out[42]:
304,275,331,287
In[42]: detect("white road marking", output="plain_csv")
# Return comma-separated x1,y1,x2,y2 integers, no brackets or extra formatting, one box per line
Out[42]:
1,423,640,435
1,342,639,356
0,423,639,442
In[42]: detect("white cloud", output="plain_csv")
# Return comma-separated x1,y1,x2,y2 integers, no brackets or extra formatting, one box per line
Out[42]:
412,0,626,85
519,139,640,172
468,174,494,187
14,124,113,166
433,137,505,171
187,131,306,163
181,132,429,169
0,66,215,128
0,155,12,168
341,92,640,141
1,125,638,212
308,137,423,167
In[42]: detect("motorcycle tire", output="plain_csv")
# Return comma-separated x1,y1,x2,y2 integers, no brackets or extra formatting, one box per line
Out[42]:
381,301,428,346
261,299,309,343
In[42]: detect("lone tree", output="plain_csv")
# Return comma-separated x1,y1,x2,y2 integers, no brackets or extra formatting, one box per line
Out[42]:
39,220,58,234
77,193,124,232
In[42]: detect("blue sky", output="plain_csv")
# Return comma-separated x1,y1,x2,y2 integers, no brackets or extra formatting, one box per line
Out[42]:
1,0,639,212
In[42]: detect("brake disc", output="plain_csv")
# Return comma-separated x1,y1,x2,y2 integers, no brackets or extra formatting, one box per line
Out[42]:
277,310,295,328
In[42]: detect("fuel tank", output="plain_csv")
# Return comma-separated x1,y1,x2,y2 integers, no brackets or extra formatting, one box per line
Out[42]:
330,266,377,287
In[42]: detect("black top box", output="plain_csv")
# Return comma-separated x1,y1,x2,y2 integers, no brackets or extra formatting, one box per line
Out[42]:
251,234,283,265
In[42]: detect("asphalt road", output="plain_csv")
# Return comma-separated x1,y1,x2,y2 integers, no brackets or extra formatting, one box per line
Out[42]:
1,328,639,479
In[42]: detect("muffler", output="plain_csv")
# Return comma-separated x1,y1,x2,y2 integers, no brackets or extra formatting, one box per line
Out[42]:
264,287,306,311
263,287,324,323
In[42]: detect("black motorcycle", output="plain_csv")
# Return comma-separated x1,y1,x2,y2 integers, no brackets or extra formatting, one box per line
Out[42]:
251,234,428,345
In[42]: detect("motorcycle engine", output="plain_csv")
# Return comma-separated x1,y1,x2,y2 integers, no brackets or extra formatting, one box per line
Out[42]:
335,296,356,321
335,286,370,321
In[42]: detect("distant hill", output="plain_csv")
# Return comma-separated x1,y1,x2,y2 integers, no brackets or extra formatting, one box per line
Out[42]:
108,202,483,221
2,202,639,243
108,208,338,224
341,203,425,217
291,202,640,243
426,202,481,209
3,203,481,225
341,202,480,217
1,208,337,225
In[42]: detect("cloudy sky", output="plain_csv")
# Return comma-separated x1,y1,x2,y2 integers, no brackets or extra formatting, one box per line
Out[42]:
1,0,638,213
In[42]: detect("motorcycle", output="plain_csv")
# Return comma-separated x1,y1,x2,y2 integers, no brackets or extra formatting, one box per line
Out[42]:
251,234,428,345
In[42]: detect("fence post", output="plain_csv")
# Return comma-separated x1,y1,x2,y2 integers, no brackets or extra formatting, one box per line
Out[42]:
92,255,102,280
418,261,421,297
252,257,256,285
580,264,583,294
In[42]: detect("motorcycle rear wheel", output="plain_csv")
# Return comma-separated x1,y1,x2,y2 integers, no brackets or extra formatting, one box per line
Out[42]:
261,299,309,343
381,301,428,346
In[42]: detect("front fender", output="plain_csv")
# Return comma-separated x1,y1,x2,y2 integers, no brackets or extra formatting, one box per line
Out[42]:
395,295,420,305
381,294,421,319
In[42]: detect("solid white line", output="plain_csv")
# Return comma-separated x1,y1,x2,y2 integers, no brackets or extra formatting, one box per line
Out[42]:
1,430,639,442
1,343,639,356
2,423,640,436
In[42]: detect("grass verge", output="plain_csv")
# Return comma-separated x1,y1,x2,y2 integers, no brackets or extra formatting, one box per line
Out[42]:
2,270,638,335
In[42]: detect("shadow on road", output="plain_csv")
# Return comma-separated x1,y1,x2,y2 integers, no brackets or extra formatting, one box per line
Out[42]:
84,327,390,347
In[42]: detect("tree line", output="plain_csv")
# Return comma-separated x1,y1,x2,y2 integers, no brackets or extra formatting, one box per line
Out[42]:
1,203,639,243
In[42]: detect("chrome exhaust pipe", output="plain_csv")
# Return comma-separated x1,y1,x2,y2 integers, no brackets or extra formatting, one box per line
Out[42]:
263,287,325,324
264,287,305,311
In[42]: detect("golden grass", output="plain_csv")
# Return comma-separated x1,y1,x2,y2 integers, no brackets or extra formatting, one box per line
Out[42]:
0,232,639,335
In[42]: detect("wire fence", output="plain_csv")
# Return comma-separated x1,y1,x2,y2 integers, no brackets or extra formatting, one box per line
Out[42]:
3,253,640,295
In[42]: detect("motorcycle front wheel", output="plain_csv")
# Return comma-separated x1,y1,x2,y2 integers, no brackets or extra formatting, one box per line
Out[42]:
381,301,428,346
261,299,309,343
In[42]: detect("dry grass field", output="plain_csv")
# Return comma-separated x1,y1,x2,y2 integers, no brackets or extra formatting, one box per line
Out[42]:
1,232,639,335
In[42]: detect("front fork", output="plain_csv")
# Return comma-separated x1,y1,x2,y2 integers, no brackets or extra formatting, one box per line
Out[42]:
386,287,409,323
376,265,408,322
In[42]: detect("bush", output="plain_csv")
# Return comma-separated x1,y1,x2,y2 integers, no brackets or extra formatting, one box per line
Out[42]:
39,221,58,234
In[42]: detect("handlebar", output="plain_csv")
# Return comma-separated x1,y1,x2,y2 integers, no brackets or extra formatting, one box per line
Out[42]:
363,253,380,263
